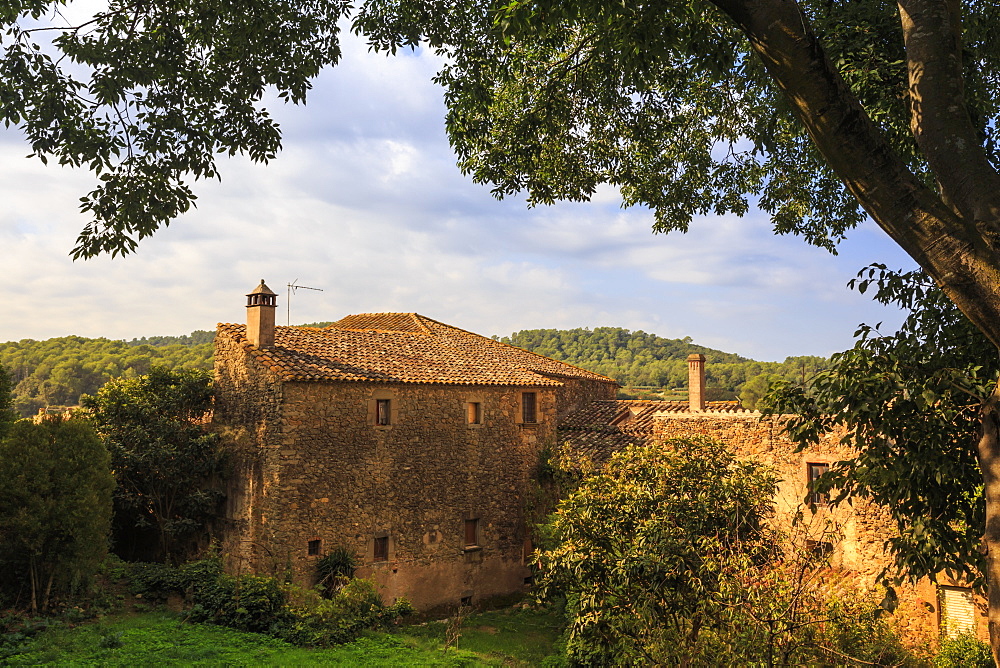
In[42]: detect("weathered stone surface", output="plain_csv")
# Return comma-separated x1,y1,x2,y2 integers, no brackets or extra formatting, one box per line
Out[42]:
213,322,616,611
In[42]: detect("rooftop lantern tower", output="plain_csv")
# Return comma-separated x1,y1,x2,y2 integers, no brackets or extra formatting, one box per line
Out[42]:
246,279,277,348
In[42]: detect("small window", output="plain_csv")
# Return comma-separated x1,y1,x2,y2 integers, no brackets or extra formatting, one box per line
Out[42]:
805,540,833,560
376,399,391,426
522,392,537,424
465,518,479,548
467,402,482,425
373,535,389,562
940,585,976,638
807,463,830,506
460,595,473,607
307,539,322,556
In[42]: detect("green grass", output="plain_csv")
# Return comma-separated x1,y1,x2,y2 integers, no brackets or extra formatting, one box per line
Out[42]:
2,606,565,667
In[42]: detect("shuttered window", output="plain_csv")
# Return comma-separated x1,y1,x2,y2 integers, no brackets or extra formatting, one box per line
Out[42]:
373,535,389,562
522,392,537,424
465,519,479,547
940,586,976,638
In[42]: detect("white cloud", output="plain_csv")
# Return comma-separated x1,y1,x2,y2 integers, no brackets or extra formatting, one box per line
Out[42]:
0,28,917,361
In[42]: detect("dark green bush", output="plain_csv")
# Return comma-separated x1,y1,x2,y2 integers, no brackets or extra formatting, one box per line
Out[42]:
279,579,413,646
121,556,409,647
127,561,188,600
316,547,357,597
934,633,993,668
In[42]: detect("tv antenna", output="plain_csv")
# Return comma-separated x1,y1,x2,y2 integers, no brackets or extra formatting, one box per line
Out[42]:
287,279,324,325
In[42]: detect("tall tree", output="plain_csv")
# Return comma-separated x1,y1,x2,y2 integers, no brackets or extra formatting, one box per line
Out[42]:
84,367,224,562
0,417,114,612
7,0,1000,653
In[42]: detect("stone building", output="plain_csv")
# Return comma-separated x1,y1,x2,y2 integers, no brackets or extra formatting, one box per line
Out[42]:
559,354,988,644
213,281,617,610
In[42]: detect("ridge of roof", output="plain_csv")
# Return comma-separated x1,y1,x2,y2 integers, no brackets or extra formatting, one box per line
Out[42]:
216,317,617,387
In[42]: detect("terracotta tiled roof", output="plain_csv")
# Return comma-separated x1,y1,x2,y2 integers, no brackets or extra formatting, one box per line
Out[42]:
558,398,749,463
216,314,616,386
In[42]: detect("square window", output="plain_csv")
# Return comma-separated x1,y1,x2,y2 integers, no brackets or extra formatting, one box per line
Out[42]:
467,402,482,425
805,539,833,560
307,539,321,556
376,399,391,426
373,535,389,562
521,392,537,424
465,518,479,548
807,462,830,506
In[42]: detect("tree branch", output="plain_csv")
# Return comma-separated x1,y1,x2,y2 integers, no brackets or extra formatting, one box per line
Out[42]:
708,0,1000,349
898,0,1000,227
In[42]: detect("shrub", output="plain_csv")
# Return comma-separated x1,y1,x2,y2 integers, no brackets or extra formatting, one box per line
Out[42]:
121,556,410,647
934,634,993,668
188,573,290,634
316,548,357,597
279,578,413,646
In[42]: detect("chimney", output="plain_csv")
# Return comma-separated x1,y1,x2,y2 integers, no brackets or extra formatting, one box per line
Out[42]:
246,279,277,348
687,353,706,412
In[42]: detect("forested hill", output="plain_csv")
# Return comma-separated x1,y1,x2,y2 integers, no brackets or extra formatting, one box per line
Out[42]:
1,326,829,417
1,333,214,416
499,328,829,403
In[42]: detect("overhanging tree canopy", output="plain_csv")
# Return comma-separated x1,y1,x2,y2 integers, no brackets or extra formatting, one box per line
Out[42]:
8,0,1000,655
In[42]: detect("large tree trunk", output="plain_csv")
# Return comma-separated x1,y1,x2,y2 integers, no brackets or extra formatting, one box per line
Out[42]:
709,0,1000,659
980,388,1000,665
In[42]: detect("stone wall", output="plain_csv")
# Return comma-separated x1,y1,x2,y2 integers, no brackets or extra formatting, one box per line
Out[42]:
653,412,943,645
554,376,618,420
213,332,285,573
213,336,580,610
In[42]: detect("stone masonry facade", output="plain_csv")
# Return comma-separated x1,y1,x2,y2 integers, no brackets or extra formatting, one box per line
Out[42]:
213,288,617,611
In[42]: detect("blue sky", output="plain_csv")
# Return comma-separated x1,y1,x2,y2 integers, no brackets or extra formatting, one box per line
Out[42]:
0,28,918,361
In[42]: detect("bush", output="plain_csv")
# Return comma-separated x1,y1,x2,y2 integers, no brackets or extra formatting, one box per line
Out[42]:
316,548,357,597
121,557,410,646
279,579,413,646
934,634,993,668
188,573,290,634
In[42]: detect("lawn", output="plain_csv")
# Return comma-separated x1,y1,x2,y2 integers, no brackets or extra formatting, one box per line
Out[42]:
1,606,565,667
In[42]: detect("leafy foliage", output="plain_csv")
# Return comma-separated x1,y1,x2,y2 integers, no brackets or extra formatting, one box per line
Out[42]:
125,557,411,647
84,367,224,562
355,1,998,251
0,417,114,612
536,438,925,665
0,332,213,417
934,634,994,668
2,1,350,257
316,547,358,598
765,265,993,589
535,437,778,664
0,362,16,437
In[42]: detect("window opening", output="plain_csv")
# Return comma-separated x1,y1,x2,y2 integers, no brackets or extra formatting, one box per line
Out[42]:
374,535,389,562
467,402,482,424
376,399,391,426
807,462,830,505
522,392,537,424
465,518,479,548
307,539,321,556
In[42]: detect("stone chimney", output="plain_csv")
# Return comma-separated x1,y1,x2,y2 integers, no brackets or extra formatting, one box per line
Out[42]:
687,353,706,412
246,279,277,348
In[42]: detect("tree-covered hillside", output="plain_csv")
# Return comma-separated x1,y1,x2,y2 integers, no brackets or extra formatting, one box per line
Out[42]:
0,334,213,417
500,328,829,404
1,326,828,417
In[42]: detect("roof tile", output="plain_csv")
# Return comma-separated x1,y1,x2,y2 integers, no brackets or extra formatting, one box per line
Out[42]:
217,314,617,387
